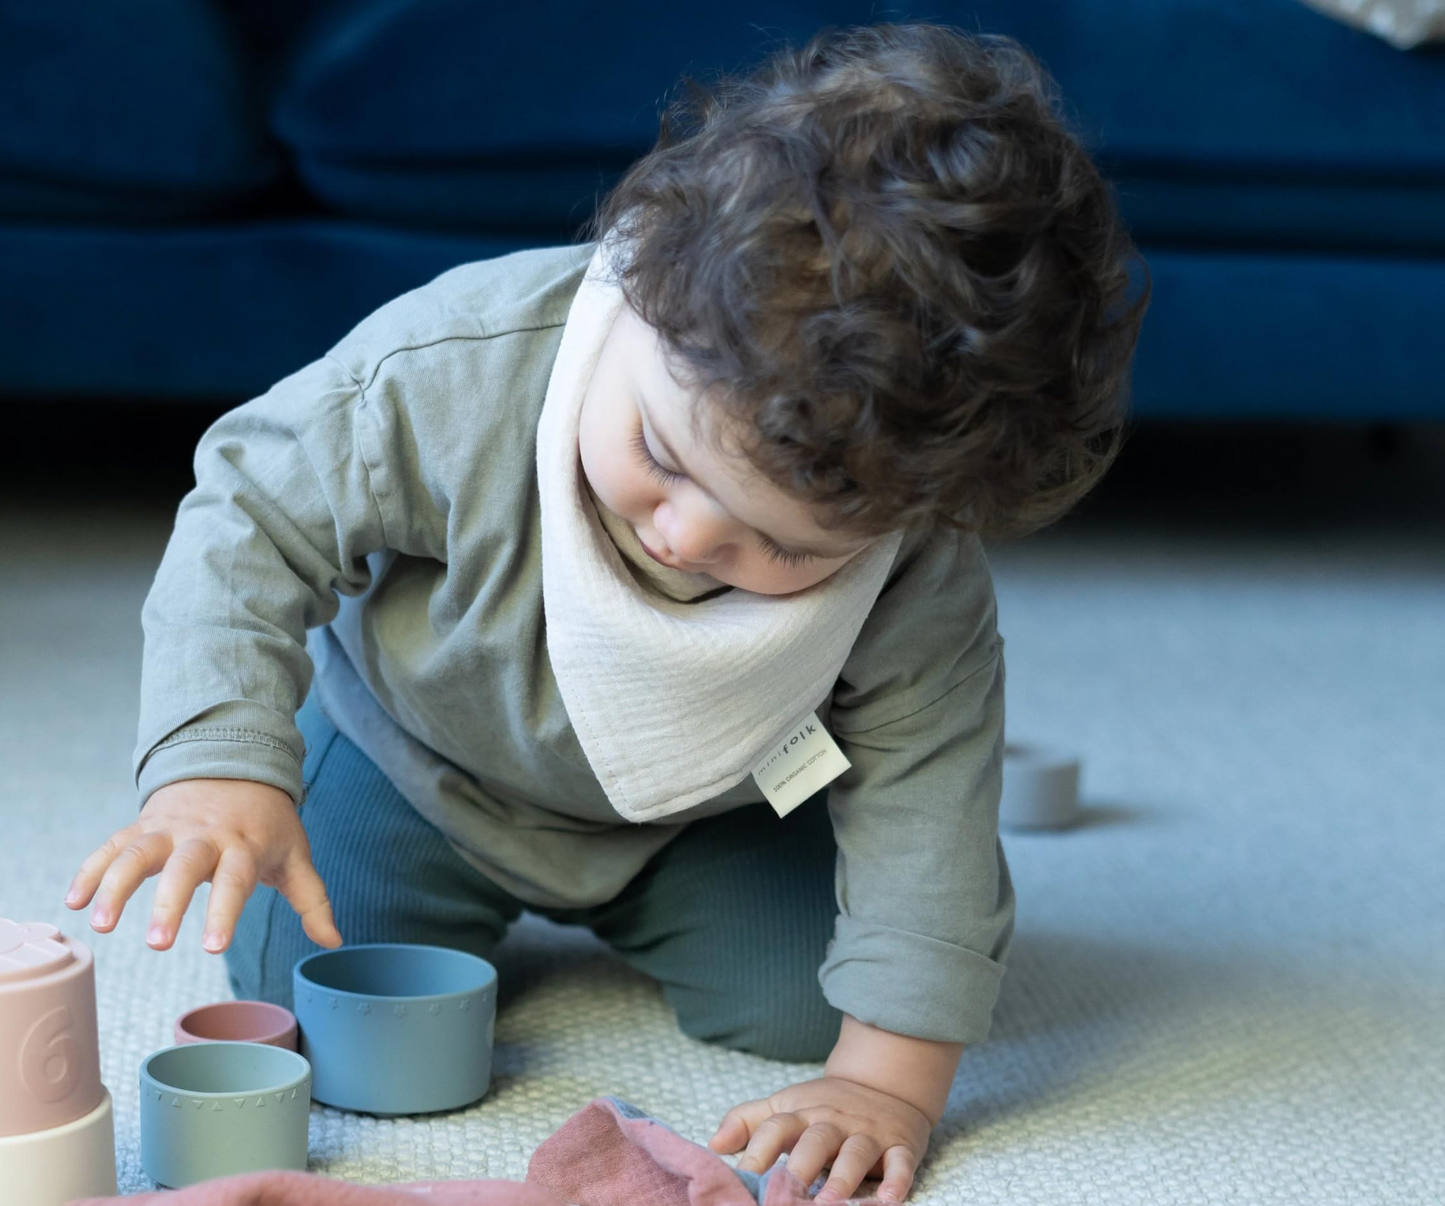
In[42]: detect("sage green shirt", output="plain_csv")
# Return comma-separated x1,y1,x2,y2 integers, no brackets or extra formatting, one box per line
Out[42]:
134,242,1015,1044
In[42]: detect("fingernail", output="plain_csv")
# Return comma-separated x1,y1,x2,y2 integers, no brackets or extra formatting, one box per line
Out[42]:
90,908,110,928
203,931,224,952
64,888,79,905
816,1194,839,1204
146,926,166,947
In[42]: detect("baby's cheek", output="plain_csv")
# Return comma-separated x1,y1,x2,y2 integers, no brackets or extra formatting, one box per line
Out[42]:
578,429,631,510
603,462,652,517
734,557,845,596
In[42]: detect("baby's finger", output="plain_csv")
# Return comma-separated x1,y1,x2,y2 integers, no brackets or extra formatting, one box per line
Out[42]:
736,1112,806,1176
708,1099,771,1154
201,846,259,954
90,831,172,932
146,837,222,950
874,1145,917,1204
811,1133,883,1203
782,1120,847,1191
66,822,145,909
277,851,343,949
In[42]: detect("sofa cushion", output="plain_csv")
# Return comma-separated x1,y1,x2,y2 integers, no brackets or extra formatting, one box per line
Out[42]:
270,0,1445,249
6,222,1443,418
1298,0,1445,49
0,0,282,221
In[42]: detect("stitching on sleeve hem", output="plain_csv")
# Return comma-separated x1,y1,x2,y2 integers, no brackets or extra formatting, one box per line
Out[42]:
150,728,301,765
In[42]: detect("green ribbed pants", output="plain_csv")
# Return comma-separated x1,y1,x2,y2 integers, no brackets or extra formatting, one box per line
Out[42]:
227,691,844,1062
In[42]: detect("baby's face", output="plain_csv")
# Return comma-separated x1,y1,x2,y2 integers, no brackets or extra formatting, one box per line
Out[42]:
579,302,873,596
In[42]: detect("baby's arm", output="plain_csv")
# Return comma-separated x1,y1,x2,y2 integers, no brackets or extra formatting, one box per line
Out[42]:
825,1014,962,1129
67,354,412,950
713,530,1011,1201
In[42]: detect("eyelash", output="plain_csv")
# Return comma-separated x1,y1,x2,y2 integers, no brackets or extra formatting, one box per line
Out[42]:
631,426,682,485
758,536,813,569
629,424,813,568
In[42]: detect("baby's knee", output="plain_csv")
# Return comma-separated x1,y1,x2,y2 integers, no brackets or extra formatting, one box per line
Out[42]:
674,984,843,1063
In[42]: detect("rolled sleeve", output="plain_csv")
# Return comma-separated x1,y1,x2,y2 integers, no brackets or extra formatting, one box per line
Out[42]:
821,914,1008,1046
135,701,306,807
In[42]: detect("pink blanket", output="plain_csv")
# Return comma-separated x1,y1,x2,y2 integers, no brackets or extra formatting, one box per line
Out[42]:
71,1097,888,1205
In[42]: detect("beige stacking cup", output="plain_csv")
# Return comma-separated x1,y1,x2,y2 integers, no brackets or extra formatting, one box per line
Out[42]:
0,918,117,1204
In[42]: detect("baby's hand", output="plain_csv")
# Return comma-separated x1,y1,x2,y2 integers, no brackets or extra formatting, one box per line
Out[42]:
709,1075,931,1203
64,778,341,954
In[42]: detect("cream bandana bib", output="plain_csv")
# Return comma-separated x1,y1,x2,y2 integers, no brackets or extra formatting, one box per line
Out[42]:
536,235,903,822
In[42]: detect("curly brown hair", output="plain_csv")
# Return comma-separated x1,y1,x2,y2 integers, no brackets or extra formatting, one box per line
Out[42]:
579,21,1150,542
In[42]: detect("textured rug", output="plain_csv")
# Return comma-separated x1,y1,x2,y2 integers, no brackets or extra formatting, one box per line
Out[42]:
2,429,1441,1204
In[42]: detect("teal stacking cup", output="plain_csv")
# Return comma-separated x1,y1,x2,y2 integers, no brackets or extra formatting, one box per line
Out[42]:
139,1042,311,1188
293,944,497,1116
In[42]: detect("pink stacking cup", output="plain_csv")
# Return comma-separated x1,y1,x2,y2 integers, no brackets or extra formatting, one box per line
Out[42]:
0,919,105,1138
174,1001,299,1051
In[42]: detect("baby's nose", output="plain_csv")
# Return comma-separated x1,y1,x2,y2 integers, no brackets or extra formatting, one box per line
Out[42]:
661,508,739,566
666,524,723,564
659,498,731,564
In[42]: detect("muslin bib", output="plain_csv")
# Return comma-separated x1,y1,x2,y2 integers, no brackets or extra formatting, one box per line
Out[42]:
536,234,903,822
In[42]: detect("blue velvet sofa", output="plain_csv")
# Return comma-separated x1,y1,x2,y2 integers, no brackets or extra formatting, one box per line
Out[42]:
2,0,1442,419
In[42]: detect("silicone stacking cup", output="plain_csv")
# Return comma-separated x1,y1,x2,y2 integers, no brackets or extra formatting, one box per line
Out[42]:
139,1041,311,1188
294,944,497,1115
175,1000,299,1050
999,742,1083,829
0,1090,117,1206
0,918,116,1204
0,919,104,1138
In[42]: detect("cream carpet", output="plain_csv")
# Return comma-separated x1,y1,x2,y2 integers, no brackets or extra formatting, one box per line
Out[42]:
1,423,1441,1204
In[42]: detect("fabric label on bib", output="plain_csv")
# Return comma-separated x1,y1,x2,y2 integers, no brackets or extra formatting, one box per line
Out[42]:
751,711,851,818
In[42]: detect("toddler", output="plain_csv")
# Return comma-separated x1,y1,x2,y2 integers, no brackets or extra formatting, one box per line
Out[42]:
64,22,1146,1203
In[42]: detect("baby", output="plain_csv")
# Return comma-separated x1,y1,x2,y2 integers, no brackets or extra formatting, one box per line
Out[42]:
64,22,1145,1203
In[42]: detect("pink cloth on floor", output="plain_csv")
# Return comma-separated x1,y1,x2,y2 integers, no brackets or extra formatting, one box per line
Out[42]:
528,1098,873,1205
70,1097,889,1205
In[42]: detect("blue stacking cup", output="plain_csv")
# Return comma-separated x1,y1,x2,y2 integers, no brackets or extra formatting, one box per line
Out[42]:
139,1042,311,1188
293,944,497,1116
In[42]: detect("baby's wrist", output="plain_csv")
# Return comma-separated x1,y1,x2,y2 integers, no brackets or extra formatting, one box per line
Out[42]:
824,1013,965,1126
